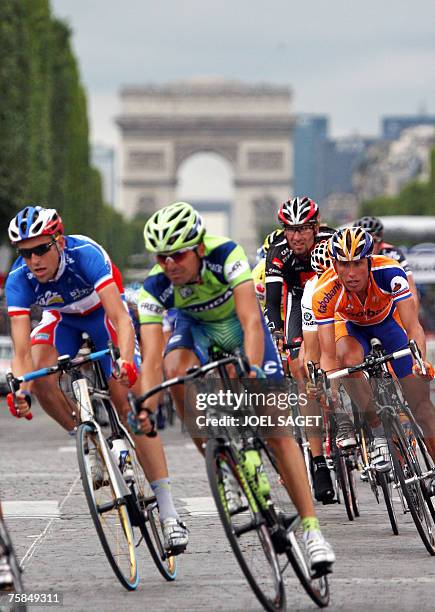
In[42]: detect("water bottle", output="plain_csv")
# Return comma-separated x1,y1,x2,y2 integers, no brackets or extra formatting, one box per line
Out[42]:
242,449,270,498
111,438,134,481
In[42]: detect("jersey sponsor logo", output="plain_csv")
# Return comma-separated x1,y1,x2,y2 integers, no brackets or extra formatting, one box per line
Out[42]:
69,287,92,300
34,332,50,341
225,259,249,282
206,262,223,274
36,291,64,307
256,283,265,294
272,258,284,269
390,275,409,295
159,285,173,303
138,301,164,316
168,334,182,345
263,360,279,375
179,286,194,298
317,282,341,314
185,288,233,313
303,311,313,321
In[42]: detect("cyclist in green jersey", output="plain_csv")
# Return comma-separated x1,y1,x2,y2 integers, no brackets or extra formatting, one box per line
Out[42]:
134,202,336,575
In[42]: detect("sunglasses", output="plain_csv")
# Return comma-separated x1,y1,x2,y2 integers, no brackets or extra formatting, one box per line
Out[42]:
17,239,57,259
284,224,315,236
156,246,197,265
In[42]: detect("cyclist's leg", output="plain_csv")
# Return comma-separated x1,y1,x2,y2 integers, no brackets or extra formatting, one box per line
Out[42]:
31,311,81,431
336,324,379,428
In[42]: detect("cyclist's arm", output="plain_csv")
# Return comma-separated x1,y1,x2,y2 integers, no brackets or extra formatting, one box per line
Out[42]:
97,283,135,362
139,323,165,411
265,278,283,331
303,330,320,370
10,315,33,386
234,281,264,368
318,322,339,373
396,297,427,360
407,273,420,310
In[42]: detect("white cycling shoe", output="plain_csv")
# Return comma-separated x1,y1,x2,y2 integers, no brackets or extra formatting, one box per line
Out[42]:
161,518,189,555
303,530,335,578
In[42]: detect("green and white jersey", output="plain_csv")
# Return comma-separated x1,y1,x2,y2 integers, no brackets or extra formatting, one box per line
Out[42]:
138,235,252,351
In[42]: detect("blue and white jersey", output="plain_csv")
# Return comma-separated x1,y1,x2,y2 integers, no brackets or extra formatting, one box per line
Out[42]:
6,235,115,317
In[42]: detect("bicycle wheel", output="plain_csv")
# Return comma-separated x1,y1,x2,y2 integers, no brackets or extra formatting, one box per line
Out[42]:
76,423,139,590
335,449,354,521
377,472,399,535
388,419,435,555
206,439,285,612
0,523,27,612
347,457,360,518
121,435,177,581
260,443,330,608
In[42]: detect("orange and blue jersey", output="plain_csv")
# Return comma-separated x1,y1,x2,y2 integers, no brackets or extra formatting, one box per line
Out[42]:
312,255,412,327
312,256,413,377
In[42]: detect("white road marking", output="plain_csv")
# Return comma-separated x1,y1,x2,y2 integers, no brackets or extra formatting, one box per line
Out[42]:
20,474,80,568
58,446,76,453
180,496,217,516
3,501,60,518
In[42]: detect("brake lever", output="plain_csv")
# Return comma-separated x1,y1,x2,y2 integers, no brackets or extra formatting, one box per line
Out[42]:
409,339,427,376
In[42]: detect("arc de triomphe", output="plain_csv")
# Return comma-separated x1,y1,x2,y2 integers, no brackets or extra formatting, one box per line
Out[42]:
116,79,294,255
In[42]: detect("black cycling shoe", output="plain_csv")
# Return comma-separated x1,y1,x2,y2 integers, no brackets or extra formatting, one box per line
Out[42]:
313,464,335,502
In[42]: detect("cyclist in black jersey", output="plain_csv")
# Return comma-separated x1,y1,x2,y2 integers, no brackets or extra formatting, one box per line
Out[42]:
265,197,335,362
353,216,419,307
265,196,336,502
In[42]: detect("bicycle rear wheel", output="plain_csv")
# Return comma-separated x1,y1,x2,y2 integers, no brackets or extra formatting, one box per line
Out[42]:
206,439,285,612
121,435,177,581
388,419,435,555
76,423,139,590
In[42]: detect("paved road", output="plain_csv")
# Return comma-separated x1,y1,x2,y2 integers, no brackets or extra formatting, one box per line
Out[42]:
2,404,435,611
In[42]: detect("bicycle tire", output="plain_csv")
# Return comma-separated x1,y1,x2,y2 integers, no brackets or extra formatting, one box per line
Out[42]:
205,439,286,612
377,472,399,535
113,431,178,581
260,444,330,608
347,458,360,518
387,419,435,555
335,449,354,521
76,422,140,590
0,523,27,612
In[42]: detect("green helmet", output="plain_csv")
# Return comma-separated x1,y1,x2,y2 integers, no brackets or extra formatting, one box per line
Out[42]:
144,202,205,253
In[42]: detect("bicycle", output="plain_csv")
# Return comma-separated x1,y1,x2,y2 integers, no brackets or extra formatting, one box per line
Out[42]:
307,362,358,521
0,511,26,611
133,348,330,611
317,339,435,554
7,343,177,591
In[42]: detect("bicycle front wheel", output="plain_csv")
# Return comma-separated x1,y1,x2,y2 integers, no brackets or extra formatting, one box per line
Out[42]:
388,419,435,555
259,443,330,608
335,449,354,521
377,471,399,535
206,439,285,612
76,423,139,590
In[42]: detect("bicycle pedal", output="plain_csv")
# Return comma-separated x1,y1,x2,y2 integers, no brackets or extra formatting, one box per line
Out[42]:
311,561,333,579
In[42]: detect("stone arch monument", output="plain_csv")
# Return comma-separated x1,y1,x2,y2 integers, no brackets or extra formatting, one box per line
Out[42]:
116,79,294,255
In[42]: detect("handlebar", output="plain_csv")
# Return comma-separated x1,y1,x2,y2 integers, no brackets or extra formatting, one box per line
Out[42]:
133,350,250,412
309,339,425,384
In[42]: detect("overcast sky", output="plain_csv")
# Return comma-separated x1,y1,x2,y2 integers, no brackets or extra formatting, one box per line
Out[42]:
51,1,435,201
52,0,435,147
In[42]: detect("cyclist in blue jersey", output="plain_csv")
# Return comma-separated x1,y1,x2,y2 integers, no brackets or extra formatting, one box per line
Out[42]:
134,201,335,575
5,205,188,552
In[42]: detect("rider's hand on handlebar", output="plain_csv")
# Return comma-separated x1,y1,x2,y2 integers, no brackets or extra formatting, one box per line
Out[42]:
319,387,339,413
127,406,156,436
6,390,33,420
413,360,435,380
305,381,319,400
113,359,138,387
